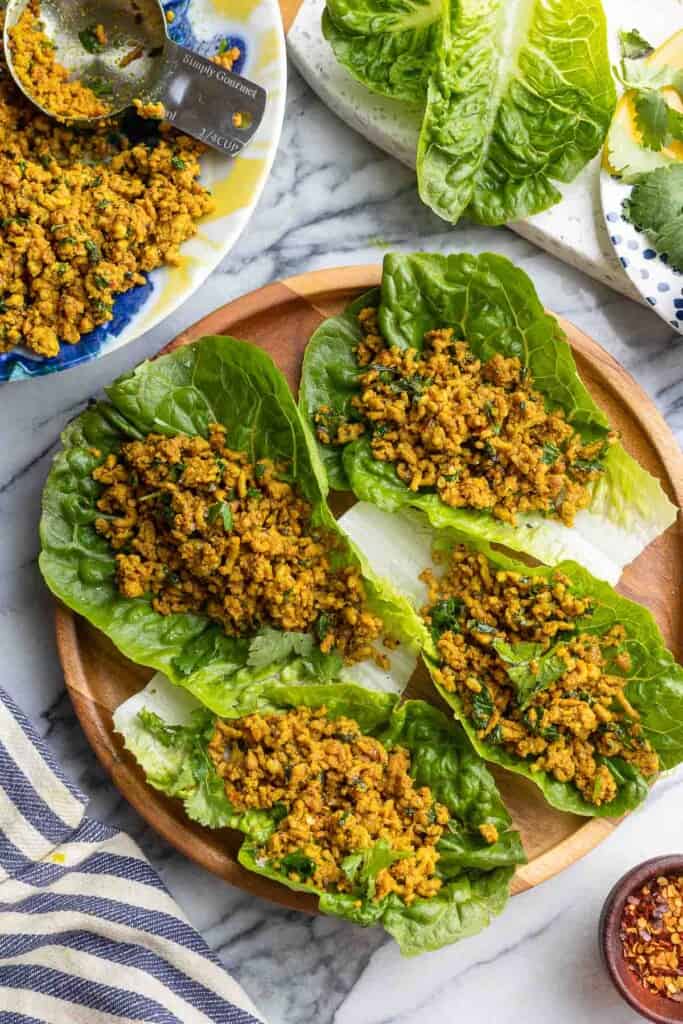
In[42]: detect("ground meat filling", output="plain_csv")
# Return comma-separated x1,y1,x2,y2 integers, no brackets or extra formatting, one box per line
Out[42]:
421,547,659,806
208,706,456,904
9,0,111,119
0,5,241,358
315,308,614,526
92,424,385,666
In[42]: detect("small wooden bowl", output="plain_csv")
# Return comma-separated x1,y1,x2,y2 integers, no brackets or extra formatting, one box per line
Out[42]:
600,855,683,1022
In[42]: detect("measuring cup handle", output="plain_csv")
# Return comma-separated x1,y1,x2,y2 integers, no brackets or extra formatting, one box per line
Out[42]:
154,40,267,156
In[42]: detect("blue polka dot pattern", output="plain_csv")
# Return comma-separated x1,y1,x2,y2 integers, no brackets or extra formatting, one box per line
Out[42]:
600,171,682,336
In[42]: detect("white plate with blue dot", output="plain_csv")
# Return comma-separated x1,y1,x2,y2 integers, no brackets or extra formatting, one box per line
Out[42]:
600,168,682,335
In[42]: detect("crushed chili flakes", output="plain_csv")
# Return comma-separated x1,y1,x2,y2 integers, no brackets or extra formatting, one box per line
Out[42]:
621,874,683,1001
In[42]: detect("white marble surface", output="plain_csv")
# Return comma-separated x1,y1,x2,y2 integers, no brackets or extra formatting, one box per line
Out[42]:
2,66,683,1024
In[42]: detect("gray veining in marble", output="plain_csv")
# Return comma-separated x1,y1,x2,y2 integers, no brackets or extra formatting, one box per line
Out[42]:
1,65,681,1024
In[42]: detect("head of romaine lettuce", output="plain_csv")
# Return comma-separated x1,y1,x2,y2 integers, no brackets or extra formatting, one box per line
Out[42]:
39,337,428,711
114,673,526,956
299,252,677,584
336,501,683,818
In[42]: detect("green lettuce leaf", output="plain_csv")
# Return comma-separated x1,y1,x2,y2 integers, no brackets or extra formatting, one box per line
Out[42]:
322,0,442,103
337,502,683,817
115,674,525,955
39,336,427,707
298,289,378,491
300,252,676,583
418,0,615,224
624,166,683,272
324,0,615,226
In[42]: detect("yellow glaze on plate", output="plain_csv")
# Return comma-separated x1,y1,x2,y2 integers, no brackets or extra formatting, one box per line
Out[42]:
140,4,286,334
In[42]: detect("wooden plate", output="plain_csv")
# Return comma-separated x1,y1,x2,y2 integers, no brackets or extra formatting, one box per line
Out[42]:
56,266,683,913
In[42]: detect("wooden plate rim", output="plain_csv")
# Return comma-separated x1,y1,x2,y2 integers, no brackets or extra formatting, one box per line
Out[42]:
56,264,682,912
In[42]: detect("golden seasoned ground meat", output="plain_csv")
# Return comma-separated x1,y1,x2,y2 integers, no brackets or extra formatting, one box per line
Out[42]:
421,547,659,806
315,308,614,526
208,706,453,904
92,424,385,666
0,4,242,359
9,0,110,119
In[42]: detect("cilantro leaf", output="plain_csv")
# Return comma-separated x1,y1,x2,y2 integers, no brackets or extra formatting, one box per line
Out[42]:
137,708,186,747
341,840,409,900
428,597,463,639
207,501,233,531
541,442,561,465
470,686,494,731
618,28,653,61
299,646,344,682
634,90,671,151
667,105,683,145
79,25,104,54
620,60,683,95
246,627,314,670
279,851,317,880
634,91,683,152
493,639,567,707
84,239,101,264
624,165,683,273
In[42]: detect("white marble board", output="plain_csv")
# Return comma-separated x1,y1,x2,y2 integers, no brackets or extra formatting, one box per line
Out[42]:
287,0,681,302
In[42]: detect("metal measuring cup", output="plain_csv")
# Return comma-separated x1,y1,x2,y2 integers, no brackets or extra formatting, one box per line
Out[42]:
3,0,267,156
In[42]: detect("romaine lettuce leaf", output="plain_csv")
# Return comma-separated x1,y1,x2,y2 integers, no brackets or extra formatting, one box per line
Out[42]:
114,673,525,955
323,0,615,226
39,337,427,706
300,253,677,583
338,502,683,817
322,0,442,103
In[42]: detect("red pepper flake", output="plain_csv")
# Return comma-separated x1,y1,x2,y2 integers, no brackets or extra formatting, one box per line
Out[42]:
620,874,683,1001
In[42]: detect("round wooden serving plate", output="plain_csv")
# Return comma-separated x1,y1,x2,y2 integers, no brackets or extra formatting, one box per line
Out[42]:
56,265,683,915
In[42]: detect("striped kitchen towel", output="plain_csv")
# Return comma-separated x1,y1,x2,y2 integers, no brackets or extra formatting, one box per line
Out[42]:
0,686,264,1024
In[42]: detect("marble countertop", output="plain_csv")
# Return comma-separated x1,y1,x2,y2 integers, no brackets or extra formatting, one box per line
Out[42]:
2,66,682,1024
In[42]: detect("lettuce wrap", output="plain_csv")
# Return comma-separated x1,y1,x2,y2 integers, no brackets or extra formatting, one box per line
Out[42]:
39,337,428,710
339,501,683,817
114,672,526,956
300,252,677,583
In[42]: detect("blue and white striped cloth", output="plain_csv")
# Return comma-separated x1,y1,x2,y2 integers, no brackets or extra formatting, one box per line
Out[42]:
0,686,264,1024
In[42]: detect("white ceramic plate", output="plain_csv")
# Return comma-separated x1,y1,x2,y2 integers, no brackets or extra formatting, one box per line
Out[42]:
1,0,286,381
